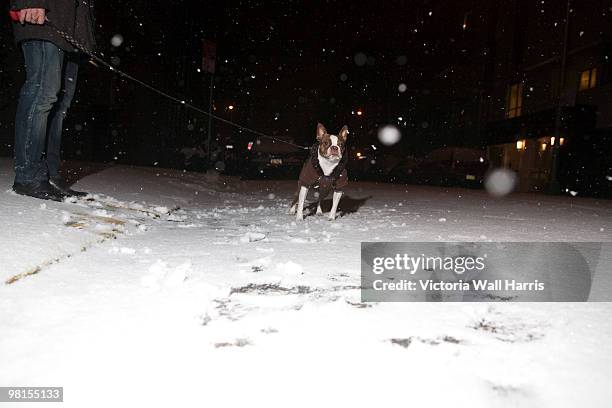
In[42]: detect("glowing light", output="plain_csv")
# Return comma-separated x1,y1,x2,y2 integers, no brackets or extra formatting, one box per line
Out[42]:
356,109,363,116
516,140,525,150
228,105,235,110
550,136,555,146
559,137,565,146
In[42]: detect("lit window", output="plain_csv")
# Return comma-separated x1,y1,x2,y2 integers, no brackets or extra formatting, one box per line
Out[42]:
507,83,523,118
579,68,597,91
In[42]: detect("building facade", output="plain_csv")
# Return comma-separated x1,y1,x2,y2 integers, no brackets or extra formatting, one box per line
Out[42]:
480,0,612,194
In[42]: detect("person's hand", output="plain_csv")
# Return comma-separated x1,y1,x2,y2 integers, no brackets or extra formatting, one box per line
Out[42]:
19,8,46,25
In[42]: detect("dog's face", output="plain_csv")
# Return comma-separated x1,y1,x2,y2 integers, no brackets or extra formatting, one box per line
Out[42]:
316,123,348,161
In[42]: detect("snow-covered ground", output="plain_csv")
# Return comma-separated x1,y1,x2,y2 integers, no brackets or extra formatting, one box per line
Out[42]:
1,157,611,407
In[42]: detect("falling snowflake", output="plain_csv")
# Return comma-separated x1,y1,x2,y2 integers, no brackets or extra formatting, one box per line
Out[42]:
354,52,367,66
111,34,124,47
484,168,517,197
377,125,401,146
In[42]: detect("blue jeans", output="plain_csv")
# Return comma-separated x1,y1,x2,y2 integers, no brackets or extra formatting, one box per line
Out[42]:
14,40,79,184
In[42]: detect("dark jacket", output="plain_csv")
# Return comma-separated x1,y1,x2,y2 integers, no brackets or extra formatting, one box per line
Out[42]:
298,145,348,196
10,0,96,52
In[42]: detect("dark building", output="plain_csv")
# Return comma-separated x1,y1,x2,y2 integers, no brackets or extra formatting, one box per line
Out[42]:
425,0,611,194
478,0,612,194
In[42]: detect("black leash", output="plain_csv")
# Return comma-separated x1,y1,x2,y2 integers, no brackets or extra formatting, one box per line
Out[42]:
44,20,309,150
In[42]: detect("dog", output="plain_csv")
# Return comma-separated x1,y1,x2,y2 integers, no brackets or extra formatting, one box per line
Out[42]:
289,123,349,220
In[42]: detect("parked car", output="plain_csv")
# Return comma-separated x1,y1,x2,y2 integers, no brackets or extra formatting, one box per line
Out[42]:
387,156,421,183
348,146,406,181
243,137,309,179
413,147,489,187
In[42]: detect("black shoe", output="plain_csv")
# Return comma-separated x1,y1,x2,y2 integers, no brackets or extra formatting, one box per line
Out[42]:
49,176,87,197
12,180,67,202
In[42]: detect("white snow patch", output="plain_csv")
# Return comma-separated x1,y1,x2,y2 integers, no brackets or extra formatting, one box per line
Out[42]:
275,261,304,275
240,232,266,243
141,260,191,289
1,159,612,407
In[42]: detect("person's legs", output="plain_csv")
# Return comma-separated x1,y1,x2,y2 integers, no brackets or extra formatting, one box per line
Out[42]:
46,54,79,178
14,40,64,184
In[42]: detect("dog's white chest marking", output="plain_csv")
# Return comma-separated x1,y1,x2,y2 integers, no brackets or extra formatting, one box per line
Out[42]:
317,151,339,176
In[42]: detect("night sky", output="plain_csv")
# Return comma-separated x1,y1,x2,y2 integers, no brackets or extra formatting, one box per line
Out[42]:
90,0,474,145
0,0,489,159
1,0,610,194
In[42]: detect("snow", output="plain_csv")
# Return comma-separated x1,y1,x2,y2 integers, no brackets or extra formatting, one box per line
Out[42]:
1,157,611,407
110,34,124,47
377,125,402,146
485,168,518,197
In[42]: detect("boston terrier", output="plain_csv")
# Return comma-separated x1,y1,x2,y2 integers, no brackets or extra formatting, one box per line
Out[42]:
289,123,349,221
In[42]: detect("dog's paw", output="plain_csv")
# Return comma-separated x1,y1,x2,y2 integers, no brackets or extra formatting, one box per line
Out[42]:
288,204,297,215
328,213,337,221
295,212,304,221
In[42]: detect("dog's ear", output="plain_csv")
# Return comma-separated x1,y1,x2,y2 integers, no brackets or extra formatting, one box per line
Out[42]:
316,123,327,141
338,125,349,143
